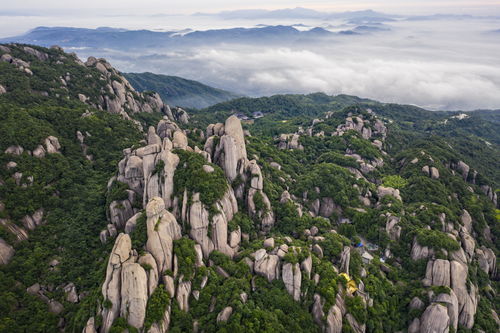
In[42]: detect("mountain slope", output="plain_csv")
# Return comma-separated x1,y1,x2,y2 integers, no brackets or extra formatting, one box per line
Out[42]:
0,44,498,333
124,72,240,109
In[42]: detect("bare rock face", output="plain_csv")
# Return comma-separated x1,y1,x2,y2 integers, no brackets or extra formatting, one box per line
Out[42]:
33,145,46,158
425,259,451,287
48,300,64,314
217,306,233,323
480,185,498,207
450,260,478,329
420,303,450,333
377,186,402,201
411,238,433,261
282,263,301,301
430,167,440,179
176,280,192,312
215,116,247,182
409,297,424,310
319,197,341,218
120,262,148,329
436,291,459,330
253,249,280,282
4,145,24,155
385,215,401,241
109,197,135,229
101,233,132,333
64,283,79,303
460,210,472,233
408,318,420,333
188,193,215,258
456,161,470,181
301,255,313,279
83,317,97,333
23,46,49,61
187,188,239,258
476,246,496,276
0,238,14,265
326,305,343,333
125,212,142,234
247,188,275,232
44,136,61,154
345,313,366,333
340,246,351,274
138,253,159,297
146,197,182,275
311,294,325,326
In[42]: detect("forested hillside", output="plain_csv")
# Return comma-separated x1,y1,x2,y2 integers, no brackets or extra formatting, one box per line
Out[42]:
124,72,240,109
0,44,498,333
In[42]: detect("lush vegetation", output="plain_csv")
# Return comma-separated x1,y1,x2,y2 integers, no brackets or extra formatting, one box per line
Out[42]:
0,44,146,332
144,285,171,331
1,43,499,333
124,72,240,109
173,149,228,208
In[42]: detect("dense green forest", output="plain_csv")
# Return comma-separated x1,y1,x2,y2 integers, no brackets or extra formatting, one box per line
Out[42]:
124,72,241,109
0,44,498,333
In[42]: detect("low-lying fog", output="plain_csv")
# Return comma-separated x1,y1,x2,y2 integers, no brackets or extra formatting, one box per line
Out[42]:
3,12,500,110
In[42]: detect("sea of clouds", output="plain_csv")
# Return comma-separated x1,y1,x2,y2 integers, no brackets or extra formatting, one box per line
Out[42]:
3,11,500,110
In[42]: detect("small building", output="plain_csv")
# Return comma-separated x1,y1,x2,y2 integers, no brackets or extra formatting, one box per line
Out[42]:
252,111,264,119
361,251,374,265
236,113,249,120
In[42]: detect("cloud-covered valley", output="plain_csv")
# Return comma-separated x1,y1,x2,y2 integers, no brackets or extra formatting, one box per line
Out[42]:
7,13,500,110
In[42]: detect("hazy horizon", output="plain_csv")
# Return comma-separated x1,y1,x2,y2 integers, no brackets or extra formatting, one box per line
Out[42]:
2,2,500,111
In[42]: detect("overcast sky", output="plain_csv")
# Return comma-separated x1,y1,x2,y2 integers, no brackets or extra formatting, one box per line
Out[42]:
3,0,500,15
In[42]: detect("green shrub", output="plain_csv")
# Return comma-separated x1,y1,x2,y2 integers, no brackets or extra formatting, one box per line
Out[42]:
173,150,228,207
382,175,408,189
173,237,197,280
144,285,171,331
416,229,460,251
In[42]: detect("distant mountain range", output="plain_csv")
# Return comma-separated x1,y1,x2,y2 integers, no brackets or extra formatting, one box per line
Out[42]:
0,25,340,49
195,8,395,21
124,72,241,109
0,21,399,50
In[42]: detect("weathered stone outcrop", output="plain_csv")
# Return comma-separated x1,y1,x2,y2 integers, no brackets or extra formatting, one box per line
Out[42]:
44,136,61,154
277,133,304,150
450,260,478,328
421,258,479,329
83,57,183,122
377,186,402,201
120,262,148,329
419,303,450,333
101,233,132,333
476,246,496,276
253,249,280,282
217,306,233,323
145,197,182,274
411,238,434,261
282,262,301,301
424,259,451,287
0,238,14,265
326,305,343,333
385,215,401,241
205,116,274,232
176,279,191,312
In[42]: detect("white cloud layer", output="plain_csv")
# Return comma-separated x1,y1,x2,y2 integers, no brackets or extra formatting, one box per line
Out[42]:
86,19,500,110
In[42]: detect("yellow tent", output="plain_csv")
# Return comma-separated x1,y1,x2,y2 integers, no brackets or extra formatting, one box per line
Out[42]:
339,273,358,293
